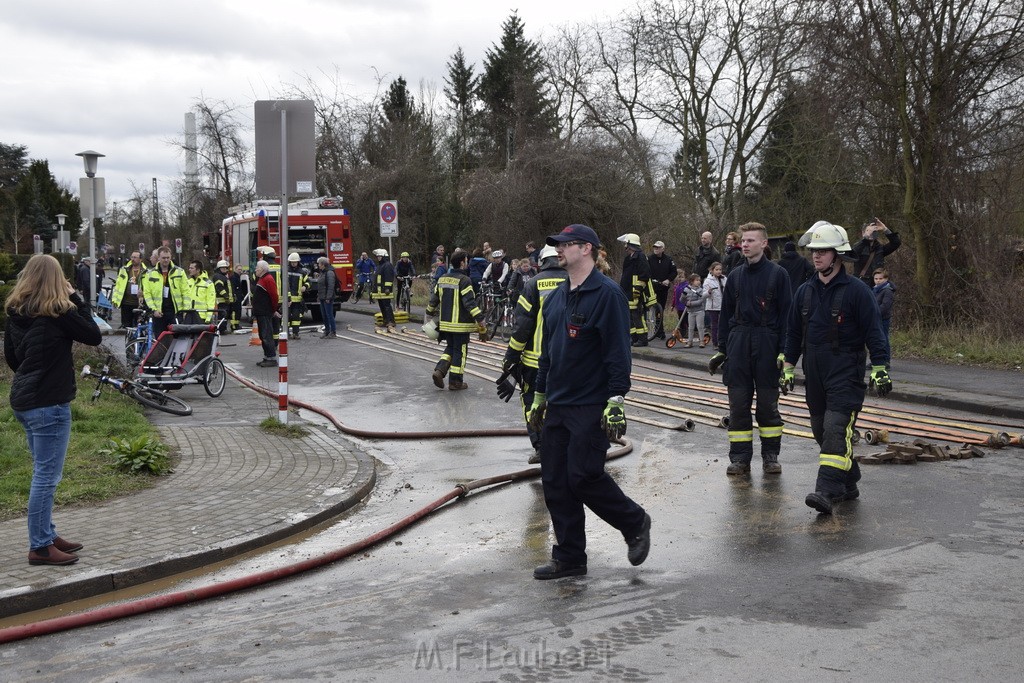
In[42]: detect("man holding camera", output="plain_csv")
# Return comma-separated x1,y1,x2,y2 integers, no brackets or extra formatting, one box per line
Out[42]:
851,218,901,287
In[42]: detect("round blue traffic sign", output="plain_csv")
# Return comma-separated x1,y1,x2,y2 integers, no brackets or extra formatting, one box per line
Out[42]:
381,202,397,223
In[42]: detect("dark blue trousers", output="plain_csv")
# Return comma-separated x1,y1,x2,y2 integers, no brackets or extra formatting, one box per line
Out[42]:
540,404,646,566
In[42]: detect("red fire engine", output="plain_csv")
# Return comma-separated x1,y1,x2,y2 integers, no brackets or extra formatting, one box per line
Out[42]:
219,196,354,318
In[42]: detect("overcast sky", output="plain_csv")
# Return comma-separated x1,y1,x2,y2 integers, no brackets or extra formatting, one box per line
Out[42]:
0,0,634,206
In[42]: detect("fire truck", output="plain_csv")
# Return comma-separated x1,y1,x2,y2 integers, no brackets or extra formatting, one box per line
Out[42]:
219,196,354,319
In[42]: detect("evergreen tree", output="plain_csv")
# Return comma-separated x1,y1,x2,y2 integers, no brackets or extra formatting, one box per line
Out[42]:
444,47,480,175
477,12,558,167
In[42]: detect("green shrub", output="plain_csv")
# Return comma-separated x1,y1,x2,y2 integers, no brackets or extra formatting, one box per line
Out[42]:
99,436,172,475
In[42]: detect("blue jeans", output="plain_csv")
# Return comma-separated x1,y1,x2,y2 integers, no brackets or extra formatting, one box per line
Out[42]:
14,403,72,551
320,301,336,334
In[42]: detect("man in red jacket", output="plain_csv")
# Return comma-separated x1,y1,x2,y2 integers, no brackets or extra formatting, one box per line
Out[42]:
251,260,282,367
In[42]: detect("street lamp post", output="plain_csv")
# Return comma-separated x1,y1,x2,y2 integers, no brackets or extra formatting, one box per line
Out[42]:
76,150,104,308
56,213,67,254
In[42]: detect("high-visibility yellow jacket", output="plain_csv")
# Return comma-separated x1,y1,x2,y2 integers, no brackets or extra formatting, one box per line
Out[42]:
111,262,146,307
141,264,190,313
508,265,568,368
187,273,217,322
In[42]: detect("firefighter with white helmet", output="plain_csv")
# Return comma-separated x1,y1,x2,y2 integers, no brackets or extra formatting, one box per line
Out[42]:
286,252,309,339
211,259,236,330
617,233,652,346
783,220,891,514
371,248,397,332
500,244,567,462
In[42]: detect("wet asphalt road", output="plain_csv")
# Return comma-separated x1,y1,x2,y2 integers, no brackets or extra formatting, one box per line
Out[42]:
2,318,1023,681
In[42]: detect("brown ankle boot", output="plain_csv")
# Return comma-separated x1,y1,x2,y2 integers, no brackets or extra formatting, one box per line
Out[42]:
52,536,84,553
29,544,79,566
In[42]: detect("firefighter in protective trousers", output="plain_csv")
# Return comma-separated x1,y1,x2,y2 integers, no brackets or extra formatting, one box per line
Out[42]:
500,245,567,463
371,249,397,333
286,252,309,339
425,250,486,391
709,223,792,476
212,260,235,331
617,233,652,347
783,221,891,514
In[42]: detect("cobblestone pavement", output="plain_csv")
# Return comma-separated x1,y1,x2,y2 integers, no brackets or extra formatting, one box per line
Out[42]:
0,372,376,619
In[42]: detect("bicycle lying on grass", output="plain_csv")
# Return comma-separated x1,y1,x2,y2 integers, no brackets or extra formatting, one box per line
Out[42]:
82,356,193,416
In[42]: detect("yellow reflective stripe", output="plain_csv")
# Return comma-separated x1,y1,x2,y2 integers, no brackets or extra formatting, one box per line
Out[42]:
819,454,852,471
518,295,533,313
843,411,857,458
759,425,784,438
509,338,526,352
453,342,468,374
728,430,754,443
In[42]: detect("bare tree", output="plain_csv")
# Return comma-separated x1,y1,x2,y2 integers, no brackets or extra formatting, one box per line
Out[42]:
620,0,803,227
813,0,1024,319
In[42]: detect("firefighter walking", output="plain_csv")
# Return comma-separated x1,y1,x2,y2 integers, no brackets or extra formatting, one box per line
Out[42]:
286,252,309,339
783,221,892,514
617,233,652,347
425,250,486,391
709,223,792,476
501,245,567,463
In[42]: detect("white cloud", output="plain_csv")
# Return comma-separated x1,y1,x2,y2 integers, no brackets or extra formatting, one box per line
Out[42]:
0,0,633,202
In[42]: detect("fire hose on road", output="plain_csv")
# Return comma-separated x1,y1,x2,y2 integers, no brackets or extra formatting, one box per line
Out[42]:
0,371,633,645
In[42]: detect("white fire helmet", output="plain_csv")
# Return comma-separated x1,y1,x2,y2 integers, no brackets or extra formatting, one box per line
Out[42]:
216,260,229,269
288,252,301,263
799,221,852,253
538,245,558,261
617,233,641,248
373,248,388,258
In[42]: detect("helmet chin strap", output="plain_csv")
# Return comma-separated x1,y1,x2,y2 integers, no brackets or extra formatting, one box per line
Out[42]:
819,250,838,277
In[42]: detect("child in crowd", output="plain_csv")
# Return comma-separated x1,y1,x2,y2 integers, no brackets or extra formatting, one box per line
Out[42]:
873,268,895,368
683,273,707,347
669,272,689,345
702,262,726,347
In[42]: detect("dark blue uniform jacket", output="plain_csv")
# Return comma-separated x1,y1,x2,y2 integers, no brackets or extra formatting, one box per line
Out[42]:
536,268,631,405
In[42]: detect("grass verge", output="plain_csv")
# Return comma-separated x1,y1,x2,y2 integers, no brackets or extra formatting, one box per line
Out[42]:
259,417,309,438
0,345,165,521
891,323,1024,370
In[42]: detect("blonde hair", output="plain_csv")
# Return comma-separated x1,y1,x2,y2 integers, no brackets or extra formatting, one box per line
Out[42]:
5,254,75,318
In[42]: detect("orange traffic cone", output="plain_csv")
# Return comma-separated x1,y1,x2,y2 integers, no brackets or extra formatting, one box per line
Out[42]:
249,319,261,346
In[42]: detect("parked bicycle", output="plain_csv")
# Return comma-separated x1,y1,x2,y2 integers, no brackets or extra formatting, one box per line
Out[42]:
124,308,154,369
82,356,192,416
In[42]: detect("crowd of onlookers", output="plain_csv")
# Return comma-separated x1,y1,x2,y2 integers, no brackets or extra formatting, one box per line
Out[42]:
352,219,900,354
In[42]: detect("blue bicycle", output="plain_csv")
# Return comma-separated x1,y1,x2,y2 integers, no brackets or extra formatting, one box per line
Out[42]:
125,309,154,370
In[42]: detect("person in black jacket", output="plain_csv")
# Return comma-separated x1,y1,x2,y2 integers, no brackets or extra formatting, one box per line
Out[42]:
526,224,651,580
693,231,721,282
618,233,652,347
425,250,486,390
851,218,902,286
778,241,815,295
648,240,678,339
4,255,102,566
783,221,891,514
709,223,792,476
